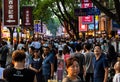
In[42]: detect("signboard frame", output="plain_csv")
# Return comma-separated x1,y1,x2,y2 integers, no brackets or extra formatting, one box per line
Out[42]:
22,6,33,27
3,0,20,27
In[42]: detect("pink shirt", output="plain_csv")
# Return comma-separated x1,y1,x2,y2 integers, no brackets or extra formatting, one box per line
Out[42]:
64,54,70,62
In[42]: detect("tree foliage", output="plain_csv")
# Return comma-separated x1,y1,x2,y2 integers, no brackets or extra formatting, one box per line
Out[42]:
46,17,60,36
92,0,120,25
20,0,79,38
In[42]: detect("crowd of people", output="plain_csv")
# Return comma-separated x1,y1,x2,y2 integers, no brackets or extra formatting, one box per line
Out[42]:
0,36,119,82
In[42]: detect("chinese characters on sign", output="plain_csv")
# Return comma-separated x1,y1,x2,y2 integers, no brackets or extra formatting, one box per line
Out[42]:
25,10,30,25
81,3,94,24
3,0,19,26
8,0,14,22
22,6,33,27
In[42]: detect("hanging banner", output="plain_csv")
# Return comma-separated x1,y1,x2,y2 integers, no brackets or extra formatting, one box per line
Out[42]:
34,20,41,32
3,0,19,27
22,6,33,27
81,3,94,24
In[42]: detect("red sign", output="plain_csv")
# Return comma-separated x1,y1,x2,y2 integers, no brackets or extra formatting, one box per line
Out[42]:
79,17,88,32
82,16,94,24
82,0,92,3
3,0,19,26
82,3,93,8
22,6,33,27
81,3,94,24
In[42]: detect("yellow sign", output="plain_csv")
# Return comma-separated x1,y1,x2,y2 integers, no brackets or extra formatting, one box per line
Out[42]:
95,15,98,20
34,20,40,24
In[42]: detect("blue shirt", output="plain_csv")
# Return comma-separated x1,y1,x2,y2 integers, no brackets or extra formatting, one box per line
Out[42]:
42,53,54,75
92,54,108,82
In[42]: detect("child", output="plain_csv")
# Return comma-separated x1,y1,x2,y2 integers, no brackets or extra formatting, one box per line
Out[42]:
113,60,120,82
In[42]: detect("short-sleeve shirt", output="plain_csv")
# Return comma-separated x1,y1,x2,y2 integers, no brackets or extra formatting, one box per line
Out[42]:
30,41,41,49
64,54,70,62
84,52,94,73
31,58,42,70
92,54,108,82
3,68,35,82
42,53,54,75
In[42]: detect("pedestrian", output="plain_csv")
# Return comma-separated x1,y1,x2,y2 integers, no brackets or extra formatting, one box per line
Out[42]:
2,50,37,82
62,45,70,62
84,43,94,82
28,46,35,64
17,40,25,50
0,41,9,68
57,59,64,81
107,44,118,67
30,38,41,50
92,44,108,82
71,44,86,82
62,57,82,82
42,46,54,82
29,49,43,82
113,60,120,82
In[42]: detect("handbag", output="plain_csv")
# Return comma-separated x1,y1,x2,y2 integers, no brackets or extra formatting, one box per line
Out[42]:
48,79,57,82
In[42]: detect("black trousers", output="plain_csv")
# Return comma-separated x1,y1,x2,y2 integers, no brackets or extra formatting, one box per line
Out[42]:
85,73,93,82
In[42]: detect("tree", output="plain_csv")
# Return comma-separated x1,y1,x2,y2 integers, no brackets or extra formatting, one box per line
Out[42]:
51,0,79,39
46,17,60,36
32,0,79,39
92,0,120,25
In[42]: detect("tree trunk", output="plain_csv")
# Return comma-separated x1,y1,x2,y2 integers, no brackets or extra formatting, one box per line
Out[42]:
7,27,14,44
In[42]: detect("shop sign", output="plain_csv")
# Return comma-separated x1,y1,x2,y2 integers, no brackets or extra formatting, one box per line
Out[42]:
3,0,19,26
78,17,88,32
81,3,94,24
22,6,33,27
88,23,98,30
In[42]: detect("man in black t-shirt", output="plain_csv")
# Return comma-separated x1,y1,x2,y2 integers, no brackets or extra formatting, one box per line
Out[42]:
3,50,37,82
